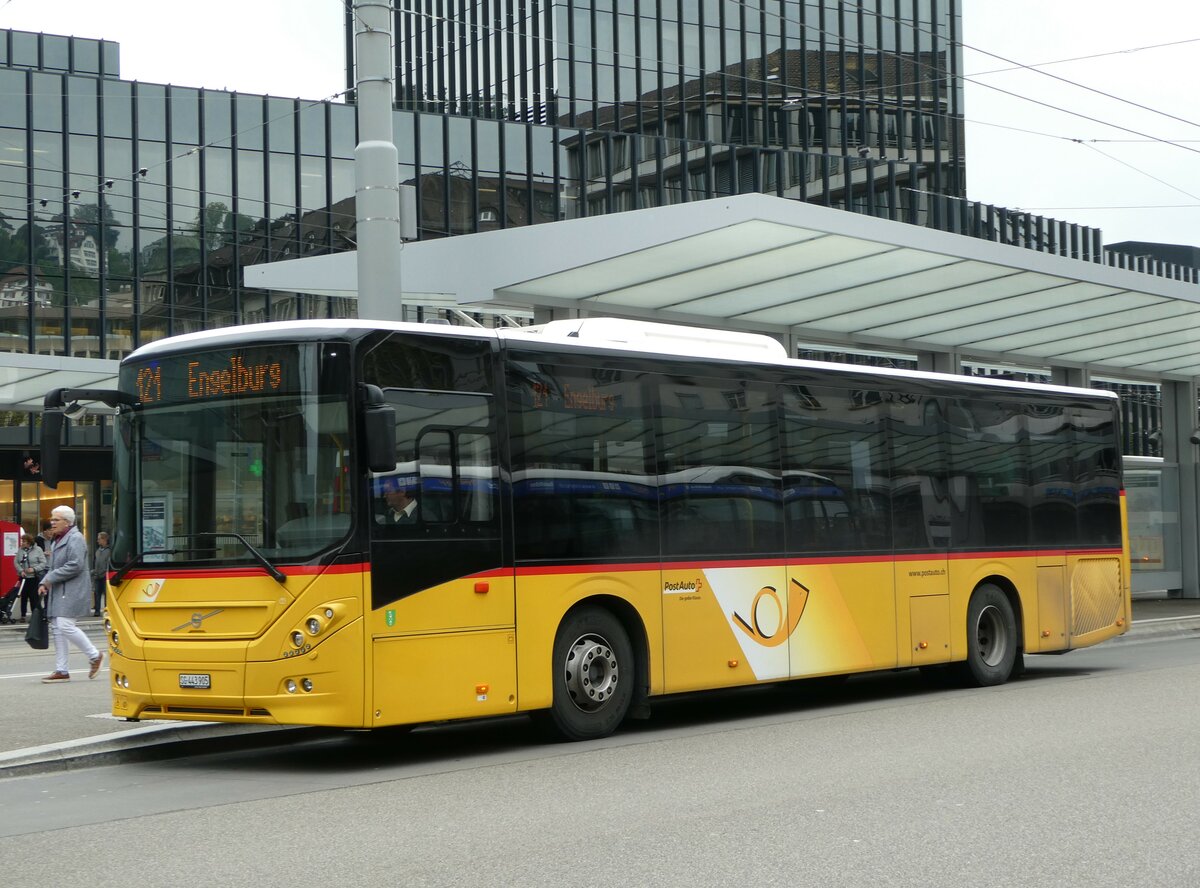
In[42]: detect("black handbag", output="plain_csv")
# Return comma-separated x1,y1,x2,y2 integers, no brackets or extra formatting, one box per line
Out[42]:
25,598,48,650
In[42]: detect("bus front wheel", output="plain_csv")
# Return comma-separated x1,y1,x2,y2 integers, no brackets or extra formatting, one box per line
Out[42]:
961,584,1018,687
548,606,634,741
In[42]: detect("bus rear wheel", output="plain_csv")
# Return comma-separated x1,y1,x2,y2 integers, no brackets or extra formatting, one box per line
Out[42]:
960,584,1018,687
549,606,634,741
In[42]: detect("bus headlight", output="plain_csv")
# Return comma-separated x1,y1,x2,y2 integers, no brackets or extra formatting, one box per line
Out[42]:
301,678,313,693
290,630,304,648
306,617,321,636
285,679,297,694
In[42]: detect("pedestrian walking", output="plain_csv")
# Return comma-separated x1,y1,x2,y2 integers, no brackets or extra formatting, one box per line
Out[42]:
91,531,111,616
14,533,45,623
37,506,102,683
34,518,52,554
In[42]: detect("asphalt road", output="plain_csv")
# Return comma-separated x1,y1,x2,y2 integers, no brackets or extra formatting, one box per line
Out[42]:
2,634,1199,888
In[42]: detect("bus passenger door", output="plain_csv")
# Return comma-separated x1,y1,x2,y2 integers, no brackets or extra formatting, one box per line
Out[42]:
368,386,514,726
891,395,951,667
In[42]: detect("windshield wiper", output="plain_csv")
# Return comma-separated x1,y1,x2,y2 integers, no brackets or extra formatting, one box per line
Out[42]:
110,532,287,586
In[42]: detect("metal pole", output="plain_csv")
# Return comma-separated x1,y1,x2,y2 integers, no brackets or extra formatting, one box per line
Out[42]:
354,0,403,320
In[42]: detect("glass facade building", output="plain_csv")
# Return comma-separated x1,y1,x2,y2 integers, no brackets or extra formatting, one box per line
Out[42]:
395,0,966,229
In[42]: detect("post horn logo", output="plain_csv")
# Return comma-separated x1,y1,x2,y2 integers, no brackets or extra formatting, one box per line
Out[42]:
732,578,810,648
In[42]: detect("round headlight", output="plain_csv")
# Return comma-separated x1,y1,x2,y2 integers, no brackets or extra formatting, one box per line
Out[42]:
324,608,334,620
306,617,321,636
121,675,129,689
301,678,313,693
111,630,119,646
285,679,297,694
291,630,304,647
104,618,112,633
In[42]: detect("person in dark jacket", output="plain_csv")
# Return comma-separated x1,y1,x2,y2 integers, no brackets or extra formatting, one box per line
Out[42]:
34,518,52,554
37,506,102,683
91,532,111,616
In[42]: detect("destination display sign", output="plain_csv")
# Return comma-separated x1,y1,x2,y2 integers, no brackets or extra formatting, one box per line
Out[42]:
122,345,302,407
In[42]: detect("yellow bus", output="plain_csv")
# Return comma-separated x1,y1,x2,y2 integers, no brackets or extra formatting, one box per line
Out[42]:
42,317,1130,740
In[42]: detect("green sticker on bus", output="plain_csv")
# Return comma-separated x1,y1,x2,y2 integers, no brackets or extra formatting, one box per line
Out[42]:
385,609,395,627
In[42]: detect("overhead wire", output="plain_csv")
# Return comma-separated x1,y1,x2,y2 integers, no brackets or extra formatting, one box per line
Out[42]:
965,37,1200,78
1078,141,1200,203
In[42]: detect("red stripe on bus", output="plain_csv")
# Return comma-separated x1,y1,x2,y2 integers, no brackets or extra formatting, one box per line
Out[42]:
112,562,515,581
113,547,1125,582
514,548,1126,575
113,562,367,580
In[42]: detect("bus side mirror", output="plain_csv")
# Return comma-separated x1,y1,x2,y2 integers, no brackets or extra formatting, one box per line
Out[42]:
362,385,396,473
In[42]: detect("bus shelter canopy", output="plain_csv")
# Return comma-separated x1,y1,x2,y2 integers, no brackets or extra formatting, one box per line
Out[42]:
0,353,119,411
246,193,1200,379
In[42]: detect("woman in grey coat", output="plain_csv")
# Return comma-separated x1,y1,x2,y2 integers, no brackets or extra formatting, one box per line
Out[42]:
13,532,46,622
37,505,102,683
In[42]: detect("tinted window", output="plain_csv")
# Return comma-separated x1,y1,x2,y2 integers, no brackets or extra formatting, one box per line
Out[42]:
891,395,949,551
362,333,498,541
1028,404,1076,546
371,391,498,540
1075,403,1122,546
508,361,657,561
946,399,1030,549
781,384,890,553
657,377,781,558
362,331,494,394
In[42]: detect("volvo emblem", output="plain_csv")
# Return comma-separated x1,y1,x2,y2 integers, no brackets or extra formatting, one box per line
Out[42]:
173,609,224,632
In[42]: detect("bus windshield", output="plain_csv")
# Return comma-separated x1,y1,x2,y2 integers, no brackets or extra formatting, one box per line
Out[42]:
112,347,353,567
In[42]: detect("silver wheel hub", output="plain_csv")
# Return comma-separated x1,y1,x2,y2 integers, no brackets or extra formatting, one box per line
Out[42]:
564,634,619,712
975,604,1009,667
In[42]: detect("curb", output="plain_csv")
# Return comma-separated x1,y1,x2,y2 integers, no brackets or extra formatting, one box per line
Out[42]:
1117,615,1200,644
0,721,324,780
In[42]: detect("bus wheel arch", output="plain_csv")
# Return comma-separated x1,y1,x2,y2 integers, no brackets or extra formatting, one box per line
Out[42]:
547,598,645,741
960,580,1021,687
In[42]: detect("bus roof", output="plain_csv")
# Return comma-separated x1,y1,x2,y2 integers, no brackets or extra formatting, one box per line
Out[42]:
124,317,1117,402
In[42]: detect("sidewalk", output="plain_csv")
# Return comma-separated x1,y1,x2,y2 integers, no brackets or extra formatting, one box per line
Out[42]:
2,596,1198,778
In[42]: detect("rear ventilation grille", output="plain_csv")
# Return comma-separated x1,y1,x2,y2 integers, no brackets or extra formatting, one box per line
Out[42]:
1072,557,1121,636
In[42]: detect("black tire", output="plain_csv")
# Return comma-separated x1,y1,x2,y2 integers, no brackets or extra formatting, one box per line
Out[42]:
960,584,1018,687
548,606,634,741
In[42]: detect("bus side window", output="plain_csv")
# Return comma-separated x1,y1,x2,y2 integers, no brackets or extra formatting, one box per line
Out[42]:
416,429,453,524
371,389,499,539
458,431,496,524
657,379,783,559
781,384,890,555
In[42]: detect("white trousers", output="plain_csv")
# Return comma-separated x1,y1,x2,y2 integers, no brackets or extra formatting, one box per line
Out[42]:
50,616,99,676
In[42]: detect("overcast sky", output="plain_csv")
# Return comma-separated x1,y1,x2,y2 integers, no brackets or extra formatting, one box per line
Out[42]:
2,0,1197,249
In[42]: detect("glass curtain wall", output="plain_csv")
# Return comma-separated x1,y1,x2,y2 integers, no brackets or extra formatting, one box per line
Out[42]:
394,0,967,212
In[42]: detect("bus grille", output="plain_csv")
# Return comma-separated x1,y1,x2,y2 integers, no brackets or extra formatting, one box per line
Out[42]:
142,705,272,718
1071,558,1122,636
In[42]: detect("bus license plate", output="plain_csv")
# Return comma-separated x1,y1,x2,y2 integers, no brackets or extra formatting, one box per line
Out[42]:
179,673,211,689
